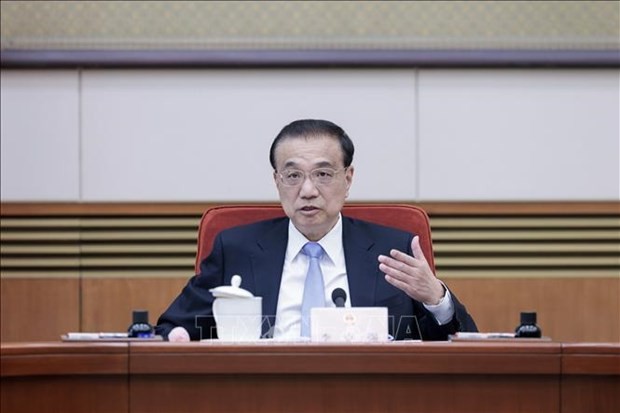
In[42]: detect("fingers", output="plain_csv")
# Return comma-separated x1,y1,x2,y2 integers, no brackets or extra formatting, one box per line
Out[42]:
379,258,431,304
383,272,410,294
378,236,424,278
411,236,427,264
378,250,423,287
379,253,413,274
378,256,412,295
378,259,409,284
388,247,418,267
378,236,441,304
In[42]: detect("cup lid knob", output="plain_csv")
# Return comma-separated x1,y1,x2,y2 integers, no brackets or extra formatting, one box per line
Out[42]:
209,274,254,298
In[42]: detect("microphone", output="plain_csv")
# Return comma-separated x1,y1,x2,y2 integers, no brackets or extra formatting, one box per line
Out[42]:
332,288,347,308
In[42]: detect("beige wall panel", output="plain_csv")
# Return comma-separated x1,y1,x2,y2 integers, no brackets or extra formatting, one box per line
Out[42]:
80,69,417,202
418,69,620,200
447,278,620,343
81,277,188,332
0,278,79,342
0,71,80,201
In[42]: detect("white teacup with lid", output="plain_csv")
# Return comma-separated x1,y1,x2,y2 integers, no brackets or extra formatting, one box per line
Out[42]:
209,275,262,341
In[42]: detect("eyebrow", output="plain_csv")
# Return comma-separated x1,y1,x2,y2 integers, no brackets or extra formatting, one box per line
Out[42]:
314,161,335,168
282,160,335,169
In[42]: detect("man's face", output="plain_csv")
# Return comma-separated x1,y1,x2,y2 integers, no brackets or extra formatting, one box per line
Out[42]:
273,135,354,241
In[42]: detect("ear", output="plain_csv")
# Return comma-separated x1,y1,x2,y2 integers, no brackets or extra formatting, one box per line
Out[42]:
273,170,281,188
345,165,354,197
345,165,354,189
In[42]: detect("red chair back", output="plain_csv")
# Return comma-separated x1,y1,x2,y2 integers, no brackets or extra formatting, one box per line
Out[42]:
195,204,435,273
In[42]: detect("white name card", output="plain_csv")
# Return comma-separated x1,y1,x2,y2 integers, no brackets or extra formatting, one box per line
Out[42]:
310,307,389,343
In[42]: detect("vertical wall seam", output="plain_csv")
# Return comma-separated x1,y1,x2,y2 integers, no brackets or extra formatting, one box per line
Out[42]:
414,68,421,202
77,68,83,331
78,68,83,202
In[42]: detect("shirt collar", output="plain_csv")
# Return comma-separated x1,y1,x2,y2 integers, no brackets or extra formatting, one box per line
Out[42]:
287,214,342,264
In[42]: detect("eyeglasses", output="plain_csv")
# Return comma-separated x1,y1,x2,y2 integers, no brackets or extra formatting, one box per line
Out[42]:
276,167,348,187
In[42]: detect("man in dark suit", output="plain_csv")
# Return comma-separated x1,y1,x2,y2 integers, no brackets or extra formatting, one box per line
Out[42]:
156,119,477,341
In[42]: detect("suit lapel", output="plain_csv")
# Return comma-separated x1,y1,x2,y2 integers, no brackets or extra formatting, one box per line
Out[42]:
251,218,288,336
343,217,380,307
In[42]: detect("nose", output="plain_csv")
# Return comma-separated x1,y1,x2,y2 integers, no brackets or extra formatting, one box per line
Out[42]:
299,175,319,198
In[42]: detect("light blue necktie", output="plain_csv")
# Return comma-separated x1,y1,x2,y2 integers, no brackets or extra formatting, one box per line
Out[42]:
300,242,326,337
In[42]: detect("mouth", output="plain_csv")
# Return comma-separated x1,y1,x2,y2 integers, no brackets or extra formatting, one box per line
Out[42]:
299,206,320,214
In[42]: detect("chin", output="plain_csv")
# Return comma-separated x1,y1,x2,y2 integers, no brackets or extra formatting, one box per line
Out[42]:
295,218,326,238
295,214,323,228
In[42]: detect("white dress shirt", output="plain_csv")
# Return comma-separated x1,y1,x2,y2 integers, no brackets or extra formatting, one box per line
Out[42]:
273,215,350,339
272,214,454,339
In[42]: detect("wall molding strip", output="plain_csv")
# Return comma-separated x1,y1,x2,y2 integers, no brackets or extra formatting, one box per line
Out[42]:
2,49,619,69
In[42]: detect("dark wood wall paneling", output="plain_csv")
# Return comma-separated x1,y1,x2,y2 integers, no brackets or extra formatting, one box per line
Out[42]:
1,202,619,343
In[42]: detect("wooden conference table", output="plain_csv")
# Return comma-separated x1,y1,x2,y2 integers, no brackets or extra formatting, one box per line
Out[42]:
1,340,619,413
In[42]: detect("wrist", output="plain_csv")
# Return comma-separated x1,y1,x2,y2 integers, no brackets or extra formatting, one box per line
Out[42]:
425,282,446,306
